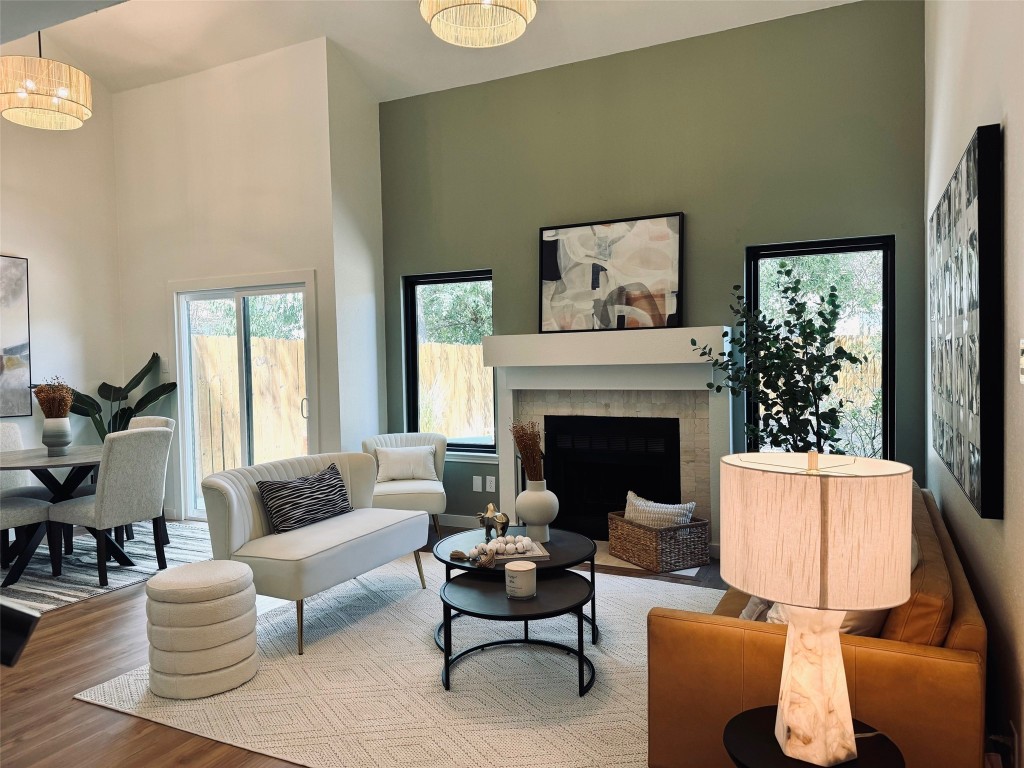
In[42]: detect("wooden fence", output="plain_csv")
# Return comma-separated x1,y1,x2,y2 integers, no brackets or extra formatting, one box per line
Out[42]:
417,342,494,439
189,336,307,486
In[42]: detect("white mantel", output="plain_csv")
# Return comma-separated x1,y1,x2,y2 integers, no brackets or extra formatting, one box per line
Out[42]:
483,327,732,551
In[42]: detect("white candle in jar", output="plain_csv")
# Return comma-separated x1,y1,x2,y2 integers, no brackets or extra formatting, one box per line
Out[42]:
505,560,537,600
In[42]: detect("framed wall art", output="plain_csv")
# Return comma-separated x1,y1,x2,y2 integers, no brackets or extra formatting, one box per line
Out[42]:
539,212,682,333
0,255,32,417
928,124,1003,518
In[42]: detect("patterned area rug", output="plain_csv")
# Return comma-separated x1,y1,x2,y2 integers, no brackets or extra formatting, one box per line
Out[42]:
0,522,211,612
76,554,723,768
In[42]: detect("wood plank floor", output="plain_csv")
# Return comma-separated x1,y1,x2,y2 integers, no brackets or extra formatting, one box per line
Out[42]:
0,527,724,767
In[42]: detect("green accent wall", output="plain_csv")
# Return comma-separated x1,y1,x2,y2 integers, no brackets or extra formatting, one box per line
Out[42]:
380,0,926,496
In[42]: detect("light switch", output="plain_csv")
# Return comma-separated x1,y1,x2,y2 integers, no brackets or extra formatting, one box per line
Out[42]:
472,476,482,492
486,476,496,493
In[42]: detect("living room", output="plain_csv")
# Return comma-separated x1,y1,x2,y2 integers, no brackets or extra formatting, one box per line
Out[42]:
0,1,1020,767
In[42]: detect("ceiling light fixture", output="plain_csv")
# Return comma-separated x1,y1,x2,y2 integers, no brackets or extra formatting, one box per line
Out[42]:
0,32,93,130
420,0,537,48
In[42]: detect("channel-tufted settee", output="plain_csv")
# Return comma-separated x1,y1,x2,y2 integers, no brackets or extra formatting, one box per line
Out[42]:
202,452,429,654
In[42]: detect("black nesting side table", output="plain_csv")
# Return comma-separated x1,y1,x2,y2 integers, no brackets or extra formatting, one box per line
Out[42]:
439,569,596,696
723,707,905,768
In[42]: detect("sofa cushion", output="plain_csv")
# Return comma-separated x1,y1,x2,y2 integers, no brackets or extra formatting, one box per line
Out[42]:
232,506,428,601
881,485,953,646
375,446,439,482
372,479,446,516
256,463,353,534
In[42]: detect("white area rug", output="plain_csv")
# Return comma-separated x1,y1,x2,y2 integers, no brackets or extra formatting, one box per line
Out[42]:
76,554,724,768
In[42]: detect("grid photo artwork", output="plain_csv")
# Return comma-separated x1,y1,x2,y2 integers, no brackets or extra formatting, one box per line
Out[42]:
928,128,993,513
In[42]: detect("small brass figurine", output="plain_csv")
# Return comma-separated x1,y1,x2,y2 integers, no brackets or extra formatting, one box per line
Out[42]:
476,502,509,541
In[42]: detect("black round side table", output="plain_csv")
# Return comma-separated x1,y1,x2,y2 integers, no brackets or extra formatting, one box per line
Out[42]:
723,707,904,768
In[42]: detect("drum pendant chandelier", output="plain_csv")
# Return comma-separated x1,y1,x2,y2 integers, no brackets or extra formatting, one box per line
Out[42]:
420,0,537,48
0,32,93,131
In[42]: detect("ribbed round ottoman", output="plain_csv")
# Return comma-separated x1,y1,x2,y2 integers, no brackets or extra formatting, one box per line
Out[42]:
146,560,259,699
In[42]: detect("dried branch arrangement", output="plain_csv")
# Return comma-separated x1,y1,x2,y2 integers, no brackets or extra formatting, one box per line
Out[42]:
510,419,544,481
33,376,75,419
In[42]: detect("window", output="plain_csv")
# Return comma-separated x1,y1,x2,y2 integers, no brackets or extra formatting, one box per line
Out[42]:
746,236,895,459
403,270,494,453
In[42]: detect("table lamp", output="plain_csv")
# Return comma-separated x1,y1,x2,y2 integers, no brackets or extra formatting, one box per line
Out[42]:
720,451,913,766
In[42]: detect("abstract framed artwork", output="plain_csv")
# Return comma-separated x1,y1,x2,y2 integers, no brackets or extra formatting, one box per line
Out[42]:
0,255,32,417
539,212,682,333
928,124,1003,518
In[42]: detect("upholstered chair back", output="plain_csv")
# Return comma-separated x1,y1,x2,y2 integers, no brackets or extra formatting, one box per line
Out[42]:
361,432,447,481
128,416,176,432
94,427,173,529
0,422,32,491
201,452,376,560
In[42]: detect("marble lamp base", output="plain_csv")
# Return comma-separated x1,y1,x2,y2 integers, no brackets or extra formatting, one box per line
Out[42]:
774,605,857,766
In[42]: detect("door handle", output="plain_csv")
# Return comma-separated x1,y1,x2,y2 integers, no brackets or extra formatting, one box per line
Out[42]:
300,397,309,419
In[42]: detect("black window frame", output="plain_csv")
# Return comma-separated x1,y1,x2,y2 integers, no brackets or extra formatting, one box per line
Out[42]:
744,235,896,459
402,269,495,454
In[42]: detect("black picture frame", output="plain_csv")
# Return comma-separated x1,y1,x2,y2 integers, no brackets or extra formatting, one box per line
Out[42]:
0,255,33,418
928,124,1004,518
745,235,897,461
538,212,683,333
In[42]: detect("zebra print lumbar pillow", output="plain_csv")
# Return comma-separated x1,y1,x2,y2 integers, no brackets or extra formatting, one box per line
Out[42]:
256,463,353,534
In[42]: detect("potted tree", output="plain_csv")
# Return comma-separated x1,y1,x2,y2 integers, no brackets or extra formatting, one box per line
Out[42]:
692,263,862,454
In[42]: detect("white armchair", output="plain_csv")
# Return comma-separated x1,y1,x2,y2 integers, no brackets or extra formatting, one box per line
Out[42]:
361,433,447,537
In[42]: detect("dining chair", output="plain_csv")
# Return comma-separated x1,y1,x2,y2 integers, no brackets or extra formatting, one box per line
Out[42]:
0,497,55,587
73,416,176,546
49,427,173,586
0,423,51,501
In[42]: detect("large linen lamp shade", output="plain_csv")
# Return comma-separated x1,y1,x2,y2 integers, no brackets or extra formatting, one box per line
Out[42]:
720,452,913,766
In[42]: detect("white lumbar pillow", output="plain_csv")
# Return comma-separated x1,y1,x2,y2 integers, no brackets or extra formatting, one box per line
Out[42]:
375,445,438,482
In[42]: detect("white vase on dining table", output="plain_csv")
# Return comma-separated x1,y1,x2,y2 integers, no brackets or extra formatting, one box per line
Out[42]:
41,417,72,457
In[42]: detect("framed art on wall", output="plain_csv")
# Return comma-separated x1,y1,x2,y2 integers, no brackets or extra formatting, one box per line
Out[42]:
0,255,32,417
928,124,1003,518
539,212,682,333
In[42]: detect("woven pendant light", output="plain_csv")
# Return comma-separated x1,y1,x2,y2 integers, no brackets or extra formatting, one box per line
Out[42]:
420,0,537,48
0,33,93,131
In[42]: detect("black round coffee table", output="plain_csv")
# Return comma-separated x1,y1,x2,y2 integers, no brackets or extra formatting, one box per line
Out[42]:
432,527,599,648
439,570,596,696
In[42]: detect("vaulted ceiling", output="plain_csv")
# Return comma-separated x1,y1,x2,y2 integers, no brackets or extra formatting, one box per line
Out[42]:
1,0,853,102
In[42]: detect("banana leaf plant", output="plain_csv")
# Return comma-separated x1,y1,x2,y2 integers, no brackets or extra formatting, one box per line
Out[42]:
71,353,177,440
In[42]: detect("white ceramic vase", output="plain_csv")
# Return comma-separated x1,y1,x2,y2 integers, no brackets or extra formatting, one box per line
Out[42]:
41,417,72,457
515,479,559,543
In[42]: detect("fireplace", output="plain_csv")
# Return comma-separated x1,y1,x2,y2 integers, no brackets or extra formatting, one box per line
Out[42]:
543,415,681,540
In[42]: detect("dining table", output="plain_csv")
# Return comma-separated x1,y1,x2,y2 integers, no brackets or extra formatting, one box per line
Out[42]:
0,445,136,587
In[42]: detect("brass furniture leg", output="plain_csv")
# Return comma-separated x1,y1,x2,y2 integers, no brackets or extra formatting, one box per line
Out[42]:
413,550,427,589
297,599,304,655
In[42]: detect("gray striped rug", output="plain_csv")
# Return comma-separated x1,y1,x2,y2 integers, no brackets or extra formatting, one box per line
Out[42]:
0,522,212,612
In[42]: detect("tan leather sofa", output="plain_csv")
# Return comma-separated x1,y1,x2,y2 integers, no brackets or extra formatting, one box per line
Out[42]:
648,485,986,768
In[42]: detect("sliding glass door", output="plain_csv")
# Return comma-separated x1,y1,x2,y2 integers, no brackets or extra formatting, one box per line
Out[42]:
179,285,311,519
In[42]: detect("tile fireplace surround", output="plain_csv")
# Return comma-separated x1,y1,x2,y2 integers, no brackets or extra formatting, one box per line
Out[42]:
483,327,731,551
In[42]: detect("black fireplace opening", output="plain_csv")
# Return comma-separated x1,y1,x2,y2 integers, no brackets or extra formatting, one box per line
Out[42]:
543,415,681,541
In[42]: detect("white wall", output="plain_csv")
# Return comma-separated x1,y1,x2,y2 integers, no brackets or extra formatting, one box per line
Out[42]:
0,49,123,452
112,39,340,515
925,0,1024,745
326,42,387,449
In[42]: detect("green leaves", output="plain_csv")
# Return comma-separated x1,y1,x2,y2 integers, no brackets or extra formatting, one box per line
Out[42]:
690,263,863,454
69,354,177,439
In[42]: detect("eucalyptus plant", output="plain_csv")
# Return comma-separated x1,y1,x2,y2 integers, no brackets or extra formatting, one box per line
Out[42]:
692,263,862,454
71,353,177,440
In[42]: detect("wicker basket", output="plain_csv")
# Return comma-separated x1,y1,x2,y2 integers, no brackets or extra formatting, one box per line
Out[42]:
607,510,710,573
